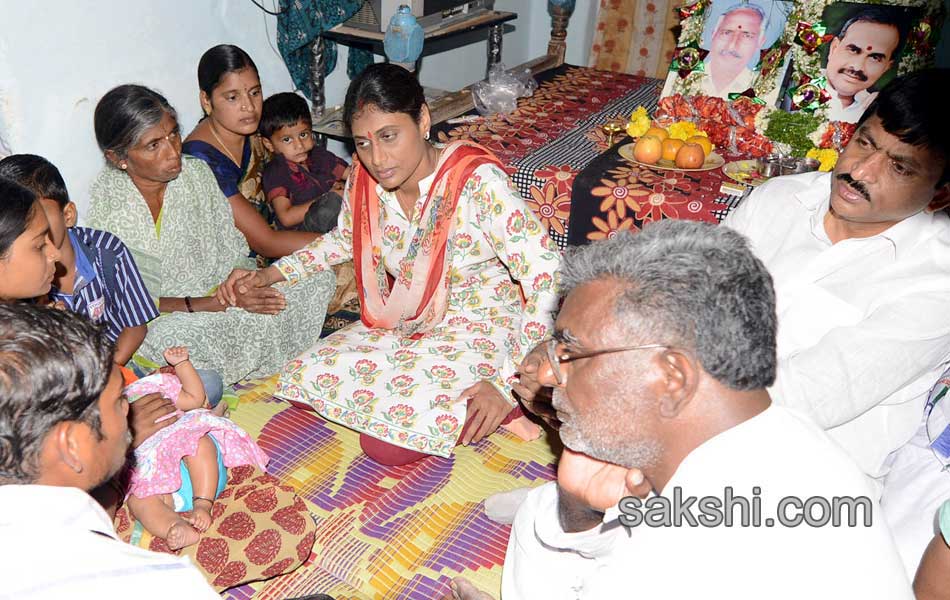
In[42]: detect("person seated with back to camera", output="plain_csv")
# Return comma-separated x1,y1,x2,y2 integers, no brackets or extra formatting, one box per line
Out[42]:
0,303,218,598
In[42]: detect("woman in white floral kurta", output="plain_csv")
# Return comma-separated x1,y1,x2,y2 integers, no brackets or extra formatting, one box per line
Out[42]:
219,64,559,462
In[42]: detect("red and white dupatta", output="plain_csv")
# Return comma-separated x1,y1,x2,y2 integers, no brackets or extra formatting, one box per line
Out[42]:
350,141,504,335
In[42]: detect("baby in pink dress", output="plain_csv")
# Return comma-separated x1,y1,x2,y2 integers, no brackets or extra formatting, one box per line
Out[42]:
123,346,268,550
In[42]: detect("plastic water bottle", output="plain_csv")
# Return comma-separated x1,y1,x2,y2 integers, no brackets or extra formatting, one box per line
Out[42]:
383,5,424,70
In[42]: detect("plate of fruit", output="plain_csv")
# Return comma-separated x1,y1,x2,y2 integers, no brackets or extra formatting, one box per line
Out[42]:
618,127,723,172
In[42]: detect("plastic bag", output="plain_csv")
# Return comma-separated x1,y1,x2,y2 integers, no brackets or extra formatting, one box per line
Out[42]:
471,63,538,116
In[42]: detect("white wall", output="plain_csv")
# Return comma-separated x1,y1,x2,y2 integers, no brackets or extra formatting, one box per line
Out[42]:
0,0,595,220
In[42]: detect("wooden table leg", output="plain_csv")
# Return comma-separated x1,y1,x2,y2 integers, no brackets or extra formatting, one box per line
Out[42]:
310,36,327,148
547,0,575,66
487,22,503,75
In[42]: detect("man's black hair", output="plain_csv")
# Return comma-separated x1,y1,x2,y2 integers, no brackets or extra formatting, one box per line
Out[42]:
0,154,70,208
858,69,950,187
837,6,909,61
0,304,113,484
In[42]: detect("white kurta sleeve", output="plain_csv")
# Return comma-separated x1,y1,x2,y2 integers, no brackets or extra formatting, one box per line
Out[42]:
719,177,770,239
471,163,561,400
770,291,950,428
275,180,355,284
503,482,625,600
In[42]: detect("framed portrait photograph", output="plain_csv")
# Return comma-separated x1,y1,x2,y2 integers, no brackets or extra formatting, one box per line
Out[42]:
661,0,795,105
784,0,941,123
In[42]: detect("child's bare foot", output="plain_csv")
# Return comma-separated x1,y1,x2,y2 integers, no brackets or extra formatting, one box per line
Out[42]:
212,401,230,417
185,503,213,532
166,519,201,550
163,346,190,367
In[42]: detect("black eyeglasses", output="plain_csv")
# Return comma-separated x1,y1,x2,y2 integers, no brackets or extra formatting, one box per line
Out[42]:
543,337,669,385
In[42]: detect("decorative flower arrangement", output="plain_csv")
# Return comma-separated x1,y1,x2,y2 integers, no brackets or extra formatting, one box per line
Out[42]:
654,95,773,157
762,110,823,157
813,120,856,152
653,94,858,161
626,106,652,138
806,147,839,171
667,121,702,141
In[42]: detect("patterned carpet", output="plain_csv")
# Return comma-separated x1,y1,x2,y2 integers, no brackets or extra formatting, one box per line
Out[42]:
221,376,558,600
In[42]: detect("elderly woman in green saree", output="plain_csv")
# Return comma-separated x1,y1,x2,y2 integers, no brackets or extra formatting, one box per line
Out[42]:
86,84,335,384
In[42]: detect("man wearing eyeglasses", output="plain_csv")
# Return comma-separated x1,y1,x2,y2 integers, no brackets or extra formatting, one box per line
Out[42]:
449,220,908,599
0,304,217,598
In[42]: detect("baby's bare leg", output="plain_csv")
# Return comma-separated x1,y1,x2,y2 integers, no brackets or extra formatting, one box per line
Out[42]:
126,493,200,550
182,435,219,531
164,346,207,410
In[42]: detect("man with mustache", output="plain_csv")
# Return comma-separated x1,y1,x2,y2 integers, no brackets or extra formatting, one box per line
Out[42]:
447,221,909,600
717,69,950,497
701,3,766,98
724,70,950,585
824,8,903,123
0,304,217,598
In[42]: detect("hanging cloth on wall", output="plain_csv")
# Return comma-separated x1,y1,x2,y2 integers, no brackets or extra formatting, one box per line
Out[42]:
276,0,374,99
588,0,679,79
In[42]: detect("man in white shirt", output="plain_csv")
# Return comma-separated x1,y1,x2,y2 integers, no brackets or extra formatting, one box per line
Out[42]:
699,4,765,98
722,69,950,491
721,69,950,580
0,303,217,599
823,8,903,123
661,3,766,100
450,221,910,599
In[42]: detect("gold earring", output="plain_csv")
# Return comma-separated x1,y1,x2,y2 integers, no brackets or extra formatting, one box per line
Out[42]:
120,163,127,170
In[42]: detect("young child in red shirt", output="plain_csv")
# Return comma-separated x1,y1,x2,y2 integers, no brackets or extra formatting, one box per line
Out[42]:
260,93,348,233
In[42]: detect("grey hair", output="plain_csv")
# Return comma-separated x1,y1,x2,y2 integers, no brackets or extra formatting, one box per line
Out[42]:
93,84,178,161
559,220,777,390
721,2,767,25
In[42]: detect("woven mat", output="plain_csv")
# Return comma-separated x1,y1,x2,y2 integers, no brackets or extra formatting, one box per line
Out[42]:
222,376,558,599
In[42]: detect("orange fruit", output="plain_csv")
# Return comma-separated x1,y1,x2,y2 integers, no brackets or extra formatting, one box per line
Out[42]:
644,127,669,141
633,135,663,165
687,135,713,156
675,143,706,169
661,138,685,162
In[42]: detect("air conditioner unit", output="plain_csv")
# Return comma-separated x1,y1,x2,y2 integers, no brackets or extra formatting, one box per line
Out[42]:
344,0,495,33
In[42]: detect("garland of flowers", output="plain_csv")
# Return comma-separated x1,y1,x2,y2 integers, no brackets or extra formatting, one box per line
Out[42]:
786,0,942,121
654,95,774,156
655,0,943,169
666,0,795,103
653,94,858,165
